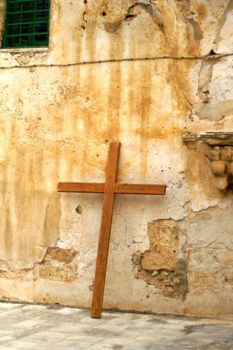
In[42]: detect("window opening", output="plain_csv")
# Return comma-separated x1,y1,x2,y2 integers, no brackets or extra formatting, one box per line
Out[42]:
2,0,50,48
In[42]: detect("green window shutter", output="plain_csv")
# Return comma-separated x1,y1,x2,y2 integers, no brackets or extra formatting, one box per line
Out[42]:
2,0,51,48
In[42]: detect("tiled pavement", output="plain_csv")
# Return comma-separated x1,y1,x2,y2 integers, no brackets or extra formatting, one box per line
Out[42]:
0,302,232,349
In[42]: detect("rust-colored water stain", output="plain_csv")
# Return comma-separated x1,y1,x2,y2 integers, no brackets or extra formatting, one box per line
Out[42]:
138,62,152,177
168,60,195,113
134,117,182,141
1,121,62,267
196,5,207,20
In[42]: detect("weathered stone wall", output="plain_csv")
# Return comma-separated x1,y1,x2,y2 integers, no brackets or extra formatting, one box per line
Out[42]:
0,0,233,319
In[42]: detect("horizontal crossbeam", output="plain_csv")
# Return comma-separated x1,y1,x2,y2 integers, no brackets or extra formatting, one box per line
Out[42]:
57,182,166,195
115,184,166,195
58,182,104,193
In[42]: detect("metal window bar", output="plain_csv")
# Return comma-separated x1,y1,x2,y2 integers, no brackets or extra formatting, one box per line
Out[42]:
2,0,50,48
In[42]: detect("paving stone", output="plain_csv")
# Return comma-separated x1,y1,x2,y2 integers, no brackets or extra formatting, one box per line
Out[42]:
0,302,233,350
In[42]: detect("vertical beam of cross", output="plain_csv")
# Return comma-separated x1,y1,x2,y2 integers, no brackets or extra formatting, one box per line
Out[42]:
91,142,120,318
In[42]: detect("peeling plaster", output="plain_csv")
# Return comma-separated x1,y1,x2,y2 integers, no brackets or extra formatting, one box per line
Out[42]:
0,0,233,318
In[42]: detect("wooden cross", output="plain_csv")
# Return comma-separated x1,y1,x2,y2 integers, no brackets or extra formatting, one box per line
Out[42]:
57,142,166,318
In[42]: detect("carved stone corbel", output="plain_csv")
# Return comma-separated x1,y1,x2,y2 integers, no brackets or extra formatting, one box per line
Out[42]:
182,132,233,191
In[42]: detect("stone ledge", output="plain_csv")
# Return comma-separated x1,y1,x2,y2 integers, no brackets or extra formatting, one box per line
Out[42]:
182,132,233,147
0,47,49,55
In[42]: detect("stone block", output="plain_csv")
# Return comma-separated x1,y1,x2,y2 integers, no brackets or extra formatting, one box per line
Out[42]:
141,220,179,271
218,251,233,266
38,265,77,283
229,162,233,176
45,247,77,264
214,176,229,190
210,160,227,176
209,147,220,161
225,271,233,285
0,269,32,281
220,146,233,161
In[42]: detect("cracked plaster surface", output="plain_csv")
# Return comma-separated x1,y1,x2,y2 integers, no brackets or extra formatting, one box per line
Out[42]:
0,0,233,318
